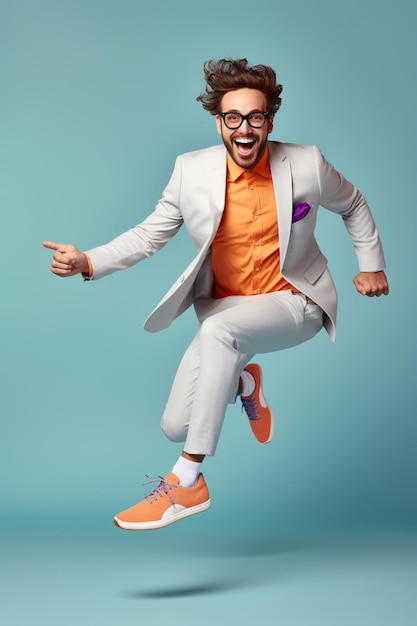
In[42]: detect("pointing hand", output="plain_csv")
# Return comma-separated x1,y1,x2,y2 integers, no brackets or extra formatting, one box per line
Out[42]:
42,241,90,277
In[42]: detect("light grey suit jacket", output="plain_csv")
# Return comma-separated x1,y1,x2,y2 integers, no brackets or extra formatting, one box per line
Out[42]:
87,141,386,342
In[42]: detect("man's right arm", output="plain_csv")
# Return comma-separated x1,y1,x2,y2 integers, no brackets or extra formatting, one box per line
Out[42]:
43,156,185,281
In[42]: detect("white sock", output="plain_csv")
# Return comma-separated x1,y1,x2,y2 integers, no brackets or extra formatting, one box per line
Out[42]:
240,370,255,397
171,456,202,488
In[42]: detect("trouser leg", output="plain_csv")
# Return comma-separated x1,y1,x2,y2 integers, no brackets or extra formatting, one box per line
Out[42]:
160,330,201,443
161,291,323,456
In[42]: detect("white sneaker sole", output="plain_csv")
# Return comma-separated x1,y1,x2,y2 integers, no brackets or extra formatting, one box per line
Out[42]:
114,499,211,531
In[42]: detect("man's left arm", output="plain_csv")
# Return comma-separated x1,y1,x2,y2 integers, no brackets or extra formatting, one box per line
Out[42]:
313,146,389,297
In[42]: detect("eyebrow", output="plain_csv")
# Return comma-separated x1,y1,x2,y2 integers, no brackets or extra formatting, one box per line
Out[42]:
223,109,265,114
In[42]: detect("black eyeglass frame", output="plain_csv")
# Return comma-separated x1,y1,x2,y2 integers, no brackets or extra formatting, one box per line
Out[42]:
219,111,271,129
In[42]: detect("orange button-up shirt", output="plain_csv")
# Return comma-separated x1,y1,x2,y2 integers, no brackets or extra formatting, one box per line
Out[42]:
211,147,295,298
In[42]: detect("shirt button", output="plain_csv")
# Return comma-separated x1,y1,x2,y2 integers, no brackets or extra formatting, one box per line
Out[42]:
253,215,258,221
253,289,259,294
250,185,255,190
255,267,260,272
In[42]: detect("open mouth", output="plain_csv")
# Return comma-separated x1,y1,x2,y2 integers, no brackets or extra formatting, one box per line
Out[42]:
235,138,256,155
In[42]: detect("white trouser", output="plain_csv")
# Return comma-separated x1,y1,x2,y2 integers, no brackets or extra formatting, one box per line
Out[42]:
161,291,323,456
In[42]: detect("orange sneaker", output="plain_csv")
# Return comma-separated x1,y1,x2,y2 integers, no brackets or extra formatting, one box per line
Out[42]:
114,473,210,530
241,363,274,444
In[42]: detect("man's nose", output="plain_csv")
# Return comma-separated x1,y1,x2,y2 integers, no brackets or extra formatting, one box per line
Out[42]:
239,118,251,131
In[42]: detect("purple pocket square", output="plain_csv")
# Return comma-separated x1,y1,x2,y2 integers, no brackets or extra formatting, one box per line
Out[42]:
292,202,311,223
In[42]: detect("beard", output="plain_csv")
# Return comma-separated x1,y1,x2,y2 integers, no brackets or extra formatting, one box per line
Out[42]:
221,131,269,170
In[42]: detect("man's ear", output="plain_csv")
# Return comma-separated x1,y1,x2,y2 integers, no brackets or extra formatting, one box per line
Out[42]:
215,114,222,135
267,114,274,134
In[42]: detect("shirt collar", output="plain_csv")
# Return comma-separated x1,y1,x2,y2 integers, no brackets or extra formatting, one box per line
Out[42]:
227,145,271,182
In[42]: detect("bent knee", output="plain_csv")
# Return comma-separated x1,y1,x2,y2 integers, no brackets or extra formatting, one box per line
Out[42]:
200,316,236,347
160,414,187,443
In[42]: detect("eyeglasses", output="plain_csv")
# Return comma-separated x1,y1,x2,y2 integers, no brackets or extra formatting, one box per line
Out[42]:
219,111,271,129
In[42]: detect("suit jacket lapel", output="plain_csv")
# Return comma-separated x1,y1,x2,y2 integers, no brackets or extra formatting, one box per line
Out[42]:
210,146,227,204
269,142,293,266
207,146,228,235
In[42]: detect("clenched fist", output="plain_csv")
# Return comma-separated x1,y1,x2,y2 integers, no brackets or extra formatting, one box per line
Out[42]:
353,270,389,297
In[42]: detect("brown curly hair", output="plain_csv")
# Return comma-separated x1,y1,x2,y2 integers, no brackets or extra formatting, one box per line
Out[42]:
196,58,283,115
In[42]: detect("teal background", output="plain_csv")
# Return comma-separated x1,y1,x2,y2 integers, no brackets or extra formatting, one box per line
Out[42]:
1,1,416,624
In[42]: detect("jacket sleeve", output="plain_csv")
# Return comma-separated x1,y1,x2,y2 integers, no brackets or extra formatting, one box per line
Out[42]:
86,157,184,280
314,146,386,272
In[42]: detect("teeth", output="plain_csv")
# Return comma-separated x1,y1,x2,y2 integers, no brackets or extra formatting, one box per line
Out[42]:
236,138,254,144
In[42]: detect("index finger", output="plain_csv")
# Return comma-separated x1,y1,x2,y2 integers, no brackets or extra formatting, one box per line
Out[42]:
42,241,64,251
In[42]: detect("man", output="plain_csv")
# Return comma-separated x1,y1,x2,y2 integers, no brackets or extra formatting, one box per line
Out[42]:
43,58,389,531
